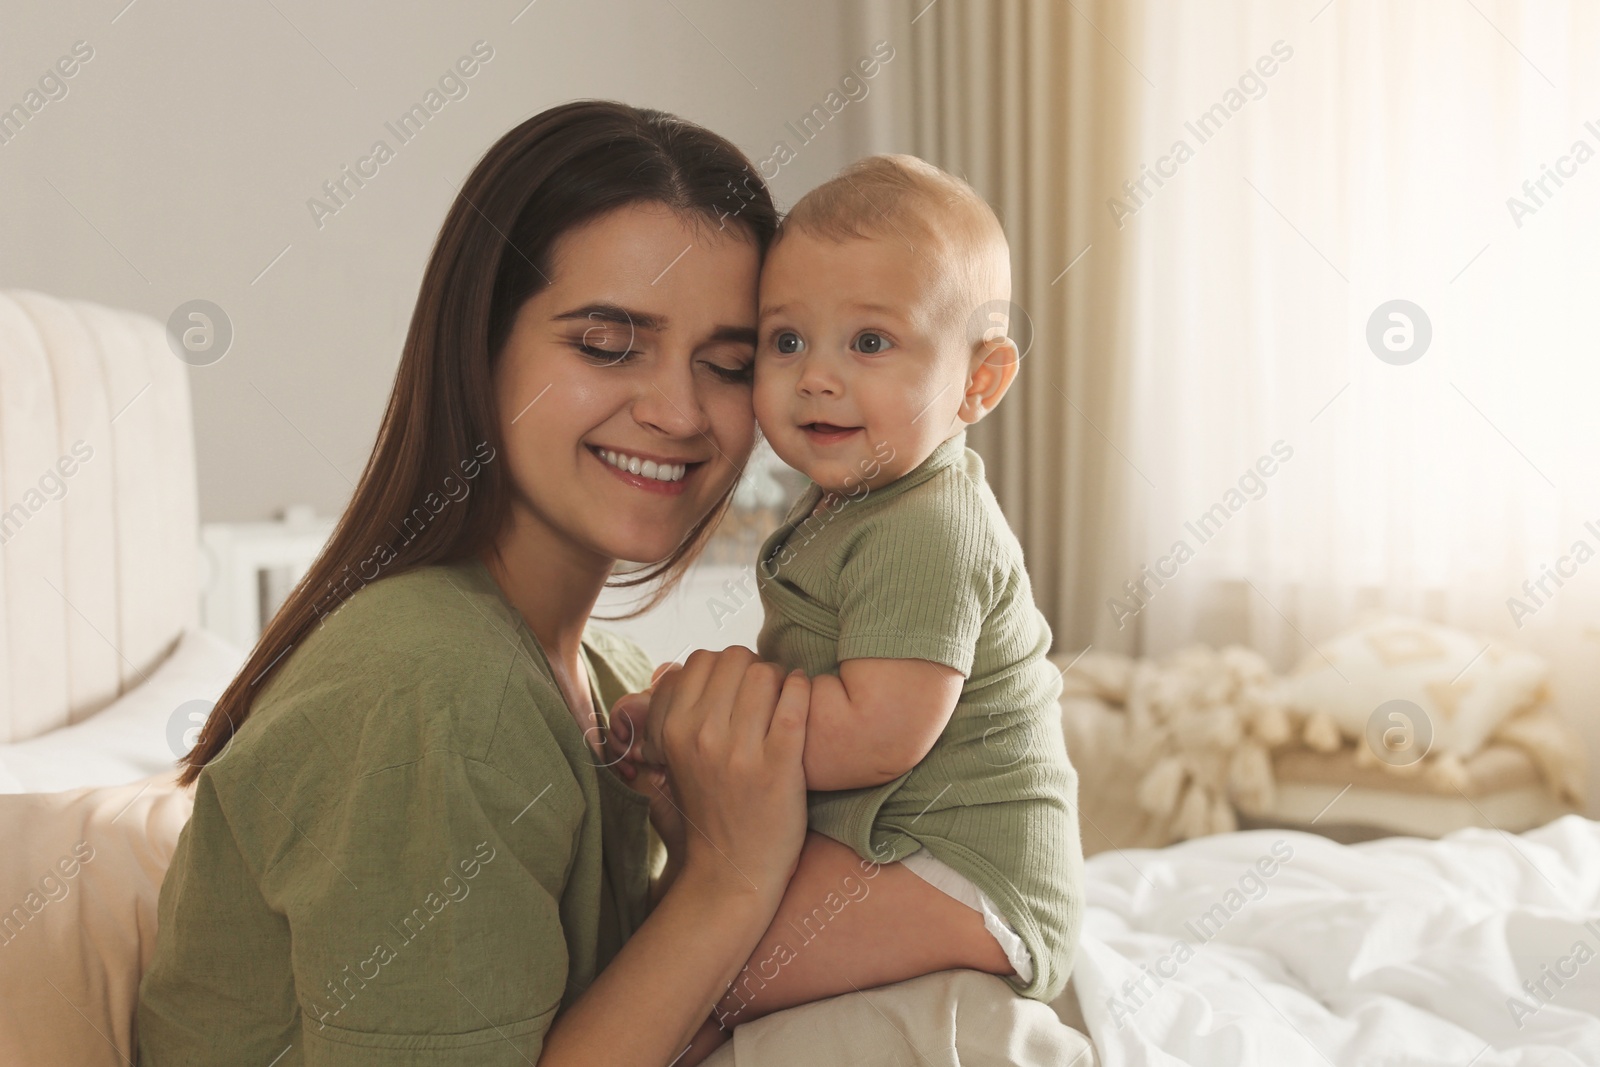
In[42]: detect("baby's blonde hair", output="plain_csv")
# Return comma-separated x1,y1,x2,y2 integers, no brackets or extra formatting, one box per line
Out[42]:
779,154,1012,349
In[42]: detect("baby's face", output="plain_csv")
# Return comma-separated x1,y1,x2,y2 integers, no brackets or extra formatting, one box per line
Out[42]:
754,231,971,494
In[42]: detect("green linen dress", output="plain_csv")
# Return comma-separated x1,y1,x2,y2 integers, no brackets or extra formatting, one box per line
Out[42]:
136,557,657,1065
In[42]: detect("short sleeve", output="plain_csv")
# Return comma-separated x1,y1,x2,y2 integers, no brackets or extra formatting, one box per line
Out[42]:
138,773,301,1063
834,499,998,676
283,747,584,1065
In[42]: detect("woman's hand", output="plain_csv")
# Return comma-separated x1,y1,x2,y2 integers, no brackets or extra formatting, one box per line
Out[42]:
644,646,811,904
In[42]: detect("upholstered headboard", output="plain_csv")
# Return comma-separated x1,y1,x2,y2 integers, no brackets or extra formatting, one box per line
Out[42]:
0,290,198,742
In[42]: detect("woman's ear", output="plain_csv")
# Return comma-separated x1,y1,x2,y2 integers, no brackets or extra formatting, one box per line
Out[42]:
956,337,1021,425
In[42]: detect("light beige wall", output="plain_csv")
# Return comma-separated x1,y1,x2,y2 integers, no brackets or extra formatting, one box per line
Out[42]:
1,0,900,520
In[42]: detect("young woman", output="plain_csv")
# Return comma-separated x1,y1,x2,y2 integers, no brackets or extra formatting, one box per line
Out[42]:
137,101,811,1066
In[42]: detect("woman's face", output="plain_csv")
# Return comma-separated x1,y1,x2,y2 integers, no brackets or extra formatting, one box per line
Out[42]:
494,202,761,566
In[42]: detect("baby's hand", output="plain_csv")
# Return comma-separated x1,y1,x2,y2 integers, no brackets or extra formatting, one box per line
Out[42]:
605,692,655,779
606,662,680,780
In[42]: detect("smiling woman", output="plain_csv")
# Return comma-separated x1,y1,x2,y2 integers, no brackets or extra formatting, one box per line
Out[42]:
136,101,814,1067
490,202,760,571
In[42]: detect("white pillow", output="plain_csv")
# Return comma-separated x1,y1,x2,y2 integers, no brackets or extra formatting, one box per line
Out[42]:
0,629,244,794
1276,615,1547,759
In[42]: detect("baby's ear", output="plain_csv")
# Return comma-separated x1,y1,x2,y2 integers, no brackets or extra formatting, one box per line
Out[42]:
958,337,1020,424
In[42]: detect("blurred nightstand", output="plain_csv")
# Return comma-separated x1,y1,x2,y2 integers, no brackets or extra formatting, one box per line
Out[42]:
198,506,336,648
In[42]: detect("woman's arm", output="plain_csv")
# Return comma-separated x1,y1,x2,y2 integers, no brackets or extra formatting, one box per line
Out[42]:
650,850,685,908
541,867,781,1063
542,647,811,1066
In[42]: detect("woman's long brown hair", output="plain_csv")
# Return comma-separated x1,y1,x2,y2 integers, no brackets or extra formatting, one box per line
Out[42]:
179,101,778,786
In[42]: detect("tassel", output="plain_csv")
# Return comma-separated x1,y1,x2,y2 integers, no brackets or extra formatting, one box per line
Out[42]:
1423,752,1470,792
1210,793,1239,834
1303,711,1342,753
1251,701,1294,749
1137,756,1187,817
1174,781,1213,840
1228,742,1276,811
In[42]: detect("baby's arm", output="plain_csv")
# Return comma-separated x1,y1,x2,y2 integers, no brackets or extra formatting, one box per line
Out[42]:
802,658,963,789
608,658,962,789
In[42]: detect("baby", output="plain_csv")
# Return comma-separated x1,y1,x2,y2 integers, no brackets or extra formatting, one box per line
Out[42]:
619,154,1083,1059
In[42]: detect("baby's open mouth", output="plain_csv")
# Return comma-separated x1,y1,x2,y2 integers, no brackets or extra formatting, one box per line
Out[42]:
801,422,862,438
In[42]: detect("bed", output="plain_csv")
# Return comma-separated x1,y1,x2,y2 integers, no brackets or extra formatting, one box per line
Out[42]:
1076,818,1600,1066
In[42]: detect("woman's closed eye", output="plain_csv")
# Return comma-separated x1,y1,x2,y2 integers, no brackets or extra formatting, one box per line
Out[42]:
574,339,636,364
703,358,754,384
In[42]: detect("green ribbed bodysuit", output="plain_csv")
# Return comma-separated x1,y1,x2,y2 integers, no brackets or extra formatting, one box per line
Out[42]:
755,430,1084,1002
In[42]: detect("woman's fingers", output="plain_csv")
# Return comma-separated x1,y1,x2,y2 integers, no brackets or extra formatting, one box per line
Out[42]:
728,661,787,753
647,657,702,762
683,646,758,748
768,669,811,760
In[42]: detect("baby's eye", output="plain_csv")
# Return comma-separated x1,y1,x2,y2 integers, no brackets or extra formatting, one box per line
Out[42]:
852,331,892,355
773,330,804,355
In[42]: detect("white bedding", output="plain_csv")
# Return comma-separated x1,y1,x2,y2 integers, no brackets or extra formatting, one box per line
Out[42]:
1074,816,1600,1066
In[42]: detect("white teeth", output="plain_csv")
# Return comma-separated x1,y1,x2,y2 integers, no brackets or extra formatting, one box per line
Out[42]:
594,447,687,483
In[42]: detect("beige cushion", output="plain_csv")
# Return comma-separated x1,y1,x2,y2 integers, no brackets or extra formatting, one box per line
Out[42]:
0,773,192,1066
1276,615,1547,758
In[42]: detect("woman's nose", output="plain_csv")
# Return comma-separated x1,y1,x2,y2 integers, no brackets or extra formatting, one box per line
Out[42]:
633,356,711,438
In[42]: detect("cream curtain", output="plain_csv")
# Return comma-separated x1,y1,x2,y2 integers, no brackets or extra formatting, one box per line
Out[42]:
887,0,1146,653
876,0,1600,797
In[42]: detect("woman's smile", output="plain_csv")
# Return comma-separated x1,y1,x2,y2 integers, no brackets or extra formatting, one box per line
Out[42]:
587,443,705,495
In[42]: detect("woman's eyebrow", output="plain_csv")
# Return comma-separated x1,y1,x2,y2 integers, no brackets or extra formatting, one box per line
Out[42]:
554,303,753,346
709,325,758,346
553,303,660,331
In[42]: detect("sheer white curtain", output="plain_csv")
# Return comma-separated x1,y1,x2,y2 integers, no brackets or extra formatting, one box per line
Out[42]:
869,0,1600,800
1117,0,1600,784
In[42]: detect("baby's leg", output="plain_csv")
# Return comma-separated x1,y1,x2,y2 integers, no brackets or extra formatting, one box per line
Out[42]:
675,831,1014,1065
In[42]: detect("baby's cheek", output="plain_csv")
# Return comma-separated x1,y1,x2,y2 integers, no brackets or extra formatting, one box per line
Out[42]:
750,384,787,438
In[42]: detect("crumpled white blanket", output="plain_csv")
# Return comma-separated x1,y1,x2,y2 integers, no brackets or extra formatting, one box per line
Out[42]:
1073,816,1600,1066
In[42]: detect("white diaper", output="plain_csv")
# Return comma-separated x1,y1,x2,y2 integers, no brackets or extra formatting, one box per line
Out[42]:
899,850,1034,984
